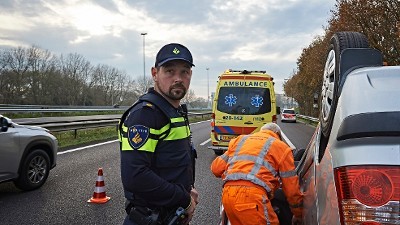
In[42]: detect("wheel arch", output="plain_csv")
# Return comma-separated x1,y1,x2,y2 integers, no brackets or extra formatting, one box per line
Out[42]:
19,140,55,174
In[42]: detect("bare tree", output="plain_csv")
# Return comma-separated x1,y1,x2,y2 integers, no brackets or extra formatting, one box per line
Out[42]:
182,89,197,108
59,53,92,105
0,47,31,104
136,75,153,94
24,46,61,104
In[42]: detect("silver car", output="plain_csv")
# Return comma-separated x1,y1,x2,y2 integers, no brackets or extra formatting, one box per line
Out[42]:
0,115,58,191
297,32,400,224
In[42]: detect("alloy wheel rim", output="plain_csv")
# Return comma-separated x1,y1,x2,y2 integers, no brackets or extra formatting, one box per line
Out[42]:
321,49,335,122
28,155,47,184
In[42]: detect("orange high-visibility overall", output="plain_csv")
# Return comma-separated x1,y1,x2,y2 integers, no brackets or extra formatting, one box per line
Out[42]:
211,130,303,225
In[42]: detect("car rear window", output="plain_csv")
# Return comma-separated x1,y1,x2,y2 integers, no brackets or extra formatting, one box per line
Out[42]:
283,110,295,114
216,87,271,115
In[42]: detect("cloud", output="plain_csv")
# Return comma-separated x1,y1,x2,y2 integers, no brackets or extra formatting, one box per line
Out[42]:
0,0,335,98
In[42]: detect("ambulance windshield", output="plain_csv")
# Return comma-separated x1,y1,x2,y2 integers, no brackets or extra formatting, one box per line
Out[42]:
216,87,271,115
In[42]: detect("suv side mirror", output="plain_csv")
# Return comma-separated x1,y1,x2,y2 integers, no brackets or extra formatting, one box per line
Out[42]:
0,116,11,132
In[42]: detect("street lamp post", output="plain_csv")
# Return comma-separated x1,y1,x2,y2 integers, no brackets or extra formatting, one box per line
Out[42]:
141,32,147,91
206,68,210,108
284,78,290,108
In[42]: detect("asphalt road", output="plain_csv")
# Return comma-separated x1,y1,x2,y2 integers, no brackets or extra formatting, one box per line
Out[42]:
0,119,315,225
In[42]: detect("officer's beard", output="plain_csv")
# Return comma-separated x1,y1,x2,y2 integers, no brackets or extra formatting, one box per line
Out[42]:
170,83,187,100
157,83,187,101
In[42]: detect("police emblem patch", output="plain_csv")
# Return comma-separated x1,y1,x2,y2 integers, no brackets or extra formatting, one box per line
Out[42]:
128,125,150,149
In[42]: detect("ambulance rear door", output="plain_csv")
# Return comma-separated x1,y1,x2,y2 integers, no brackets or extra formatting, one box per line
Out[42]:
218,76,275,129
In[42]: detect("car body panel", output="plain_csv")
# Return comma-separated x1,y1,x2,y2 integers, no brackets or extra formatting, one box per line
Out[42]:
0,129,20,181
331,137,400,168
315,144,340,225
335,67,400,123
0,117,58,185
298,65,400,224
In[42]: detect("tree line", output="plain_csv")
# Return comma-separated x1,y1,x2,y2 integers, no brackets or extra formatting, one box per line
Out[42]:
0,46,208,108
284,0,399,117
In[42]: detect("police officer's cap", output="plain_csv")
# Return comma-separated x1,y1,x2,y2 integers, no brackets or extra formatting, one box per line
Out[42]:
155,43,194,67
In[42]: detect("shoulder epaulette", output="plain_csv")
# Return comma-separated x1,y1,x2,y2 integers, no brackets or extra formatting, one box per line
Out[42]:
142,101,155,109
140,93,180,118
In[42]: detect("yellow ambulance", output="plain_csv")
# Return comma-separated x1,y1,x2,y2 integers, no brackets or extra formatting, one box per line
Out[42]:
209,69,277,155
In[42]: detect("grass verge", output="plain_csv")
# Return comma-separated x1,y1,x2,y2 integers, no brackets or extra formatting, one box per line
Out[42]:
56,115,211,149
55,127,118,149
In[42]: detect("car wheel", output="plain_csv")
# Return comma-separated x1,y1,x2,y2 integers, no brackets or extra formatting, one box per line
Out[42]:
14,149,51,191
320,32,369,137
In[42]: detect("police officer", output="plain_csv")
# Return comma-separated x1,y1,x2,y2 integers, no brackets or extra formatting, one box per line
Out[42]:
119,43,198,225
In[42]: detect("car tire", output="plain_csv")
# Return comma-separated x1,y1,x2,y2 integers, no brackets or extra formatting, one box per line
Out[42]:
14,149,51,191
320,32,369,137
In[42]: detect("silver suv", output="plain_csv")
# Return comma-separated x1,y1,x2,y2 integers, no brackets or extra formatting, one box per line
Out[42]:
297,32,400,224
0,115,58,191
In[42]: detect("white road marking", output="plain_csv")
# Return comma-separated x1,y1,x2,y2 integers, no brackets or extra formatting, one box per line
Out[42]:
57,139,118,155
281,131,296,149
200,138,211,146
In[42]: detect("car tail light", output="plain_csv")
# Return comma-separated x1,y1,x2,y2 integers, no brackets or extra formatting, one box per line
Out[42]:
210,113,215,128
334,165,400,225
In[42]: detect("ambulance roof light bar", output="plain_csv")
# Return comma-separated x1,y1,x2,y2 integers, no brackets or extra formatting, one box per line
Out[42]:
226,69,267,74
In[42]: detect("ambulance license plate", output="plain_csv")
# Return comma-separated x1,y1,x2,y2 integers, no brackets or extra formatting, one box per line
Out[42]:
220,135,236,141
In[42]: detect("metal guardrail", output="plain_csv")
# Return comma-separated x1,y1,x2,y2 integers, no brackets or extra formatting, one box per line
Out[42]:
0,107,128,113
297,114,319,123
35,119,120,132
13,112,212,134
0,105,210,113
4,105,318,133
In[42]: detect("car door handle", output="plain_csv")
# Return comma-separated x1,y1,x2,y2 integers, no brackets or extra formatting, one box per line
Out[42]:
244,121,253,124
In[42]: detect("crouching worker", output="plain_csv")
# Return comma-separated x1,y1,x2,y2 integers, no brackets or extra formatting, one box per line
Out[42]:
211,123,303,225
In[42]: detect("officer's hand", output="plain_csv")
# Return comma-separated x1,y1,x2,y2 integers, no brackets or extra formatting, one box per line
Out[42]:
190,187,199,204
183,196,196,225
292,215,302,225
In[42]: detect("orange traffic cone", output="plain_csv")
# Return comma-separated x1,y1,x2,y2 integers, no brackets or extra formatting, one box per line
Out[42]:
88,168,111,204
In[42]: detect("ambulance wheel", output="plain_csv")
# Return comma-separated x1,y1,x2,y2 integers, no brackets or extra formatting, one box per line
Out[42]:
320,31,369,137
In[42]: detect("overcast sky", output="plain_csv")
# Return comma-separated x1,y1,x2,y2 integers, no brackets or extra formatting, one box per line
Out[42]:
0,0,335,99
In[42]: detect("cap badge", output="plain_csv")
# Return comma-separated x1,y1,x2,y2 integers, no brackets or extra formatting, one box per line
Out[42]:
172,47,180,55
